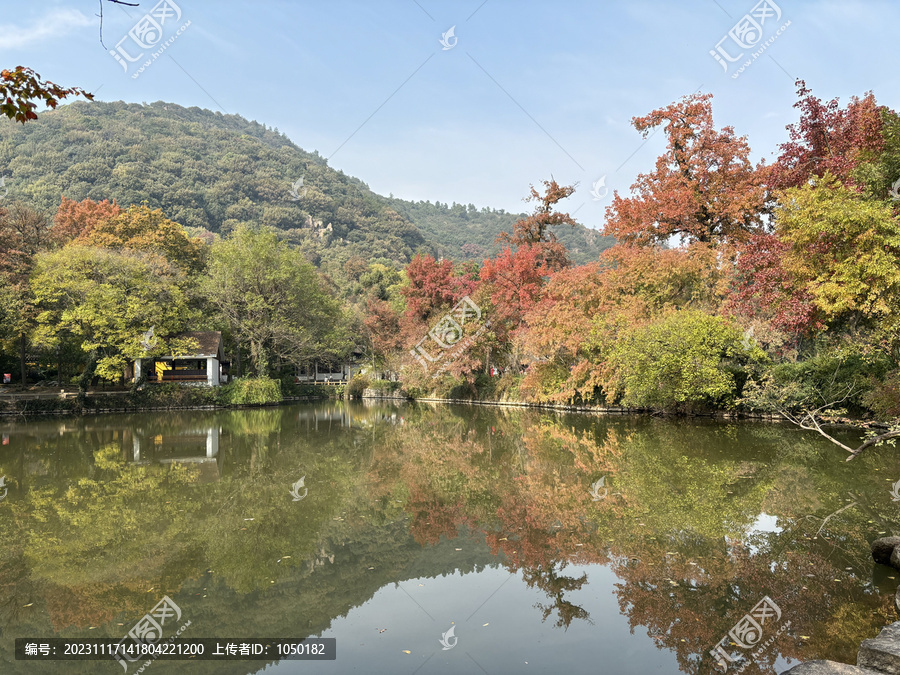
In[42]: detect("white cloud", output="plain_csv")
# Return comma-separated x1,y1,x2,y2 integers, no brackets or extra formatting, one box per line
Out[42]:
0,9,92,51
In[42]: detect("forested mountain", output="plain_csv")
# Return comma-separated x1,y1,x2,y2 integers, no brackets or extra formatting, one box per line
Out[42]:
386,197,613,263
0,100,610,269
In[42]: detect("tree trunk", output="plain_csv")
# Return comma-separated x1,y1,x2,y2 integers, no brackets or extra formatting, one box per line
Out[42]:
19,333,26,387
77,350,98,408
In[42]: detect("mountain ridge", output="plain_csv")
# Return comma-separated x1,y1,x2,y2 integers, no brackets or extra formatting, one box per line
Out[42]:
0,100,612,270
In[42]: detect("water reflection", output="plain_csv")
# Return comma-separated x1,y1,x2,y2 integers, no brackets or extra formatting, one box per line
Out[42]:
0,402,897,674
131,425,221,482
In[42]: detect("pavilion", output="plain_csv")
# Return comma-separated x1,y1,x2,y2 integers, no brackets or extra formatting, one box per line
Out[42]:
134,331,228,386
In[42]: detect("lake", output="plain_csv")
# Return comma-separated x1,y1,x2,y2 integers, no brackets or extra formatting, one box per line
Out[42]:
1,401,897,674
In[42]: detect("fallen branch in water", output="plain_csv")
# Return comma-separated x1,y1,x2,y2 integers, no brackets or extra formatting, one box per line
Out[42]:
806,500,858,538
845,428,900,462
779,406,855,454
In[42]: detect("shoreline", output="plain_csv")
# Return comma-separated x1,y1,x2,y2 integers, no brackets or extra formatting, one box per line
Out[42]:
0,389,884,437
0,392,327,417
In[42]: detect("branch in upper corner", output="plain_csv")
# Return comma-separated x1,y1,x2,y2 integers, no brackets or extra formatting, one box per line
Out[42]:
98,0,141,49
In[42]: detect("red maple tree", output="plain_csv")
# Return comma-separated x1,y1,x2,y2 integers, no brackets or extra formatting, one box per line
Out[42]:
604,93,767,247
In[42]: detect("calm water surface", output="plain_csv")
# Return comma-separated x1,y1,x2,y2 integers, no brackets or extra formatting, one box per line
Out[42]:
1,401,899,674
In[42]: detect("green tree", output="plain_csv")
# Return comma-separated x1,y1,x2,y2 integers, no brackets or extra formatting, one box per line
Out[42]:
203,225,352,376
604,310,746,411
30,246,198,394
0,203,56,384
776,173,900,328
77,203,206,275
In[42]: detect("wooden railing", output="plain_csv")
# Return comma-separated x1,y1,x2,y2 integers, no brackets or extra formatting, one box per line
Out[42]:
154,370,208,382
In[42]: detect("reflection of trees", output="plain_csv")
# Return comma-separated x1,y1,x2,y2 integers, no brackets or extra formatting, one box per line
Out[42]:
522,563,591,629
369,410,900,670
601,420,898,673
3,403,900,673
369,408,616,630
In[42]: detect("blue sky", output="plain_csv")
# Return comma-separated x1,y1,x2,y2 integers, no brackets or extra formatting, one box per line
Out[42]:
2,0,898,229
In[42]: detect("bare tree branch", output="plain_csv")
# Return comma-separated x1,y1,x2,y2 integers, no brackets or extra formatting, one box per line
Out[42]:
846,429,900,462
778,405,856,453
98,0,141,49
810,500,858,538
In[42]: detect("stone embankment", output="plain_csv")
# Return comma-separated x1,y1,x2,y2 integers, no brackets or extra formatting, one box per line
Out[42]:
361,388,409,400
781,623,900,674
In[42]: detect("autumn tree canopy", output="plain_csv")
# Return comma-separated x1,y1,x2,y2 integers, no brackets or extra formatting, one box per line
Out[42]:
52,196,121,244
75,203,206,275
768,80,886,192
0,66,93,123
604,93,766,247
498,179,577,269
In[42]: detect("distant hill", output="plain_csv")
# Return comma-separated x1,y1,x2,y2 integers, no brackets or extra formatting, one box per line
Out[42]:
0,100,612,269
386,197,613,264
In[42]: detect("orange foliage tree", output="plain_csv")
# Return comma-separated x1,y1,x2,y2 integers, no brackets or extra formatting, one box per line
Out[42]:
499,178,577,270
53,196,121,244
0,66,92,123
604,93,767,247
